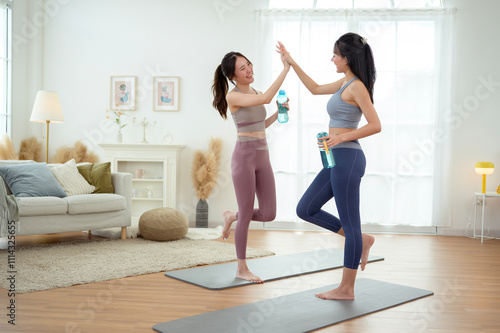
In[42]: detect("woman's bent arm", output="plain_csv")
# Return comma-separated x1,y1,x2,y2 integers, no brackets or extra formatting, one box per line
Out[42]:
265,110,279,128
227,50,290,110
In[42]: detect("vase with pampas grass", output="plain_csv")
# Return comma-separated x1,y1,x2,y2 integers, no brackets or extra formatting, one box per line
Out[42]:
191,137,222,228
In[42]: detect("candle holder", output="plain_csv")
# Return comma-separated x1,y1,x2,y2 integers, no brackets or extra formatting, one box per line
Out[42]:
133,117,157,143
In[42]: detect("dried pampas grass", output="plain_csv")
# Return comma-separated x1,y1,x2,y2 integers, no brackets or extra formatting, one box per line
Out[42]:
191,137,223,200
53,141,99,164
0,136,98,164
0,135,18,160
18,137,43,161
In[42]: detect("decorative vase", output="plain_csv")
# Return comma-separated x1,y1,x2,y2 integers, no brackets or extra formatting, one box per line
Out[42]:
195,199,208,228
116,129,123,143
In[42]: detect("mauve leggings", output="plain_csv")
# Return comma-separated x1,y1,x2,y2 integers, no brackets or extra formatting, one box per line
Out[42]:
231,139,276,259
296,148,366,270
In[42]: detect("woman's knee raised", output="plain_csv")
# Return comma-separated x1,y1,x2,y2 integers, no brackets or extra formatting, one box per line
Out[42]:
260,210,276,222
296,202,311,220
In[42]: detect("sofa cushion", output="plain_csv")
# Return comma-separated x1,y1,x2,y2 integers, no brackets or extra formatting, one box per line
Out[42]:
0,162,67,198
77,162,114,193
17,196,68,217
50,159,96,196
0,160,36,195
65,193,125,215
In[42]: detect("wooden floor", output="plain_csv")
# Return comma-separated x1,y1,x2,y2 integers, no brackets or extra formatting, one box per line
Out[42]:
1,229,499,333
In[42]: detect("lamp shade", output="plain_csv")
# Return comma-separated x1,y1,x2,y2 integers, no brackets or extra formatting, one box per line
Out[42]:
475,161,494,175
30,91,64,123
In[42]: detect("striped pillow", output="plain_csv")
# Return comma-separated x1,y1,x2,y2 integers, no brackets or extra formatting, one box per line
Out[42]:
50,159,96,196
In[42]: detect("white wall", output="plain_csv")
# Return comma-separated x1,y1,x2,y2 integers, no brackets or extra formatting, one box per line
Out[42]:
11,0,500,235
443,0,500,236
11,0,269,227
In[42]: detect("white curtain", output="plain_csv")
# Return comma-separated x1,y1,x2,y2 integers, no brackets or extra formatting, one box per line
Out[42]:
0,0,11,137
0,0,12,8
257,8,454,230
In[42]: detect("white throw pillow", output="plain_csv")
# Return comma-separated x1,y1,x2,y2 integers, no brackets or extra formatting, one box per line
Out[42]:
50,159,96,196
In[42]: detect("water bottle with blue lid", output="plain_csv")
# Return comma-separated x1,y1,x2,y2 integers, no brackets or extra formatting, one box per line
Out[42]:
277,90,289,123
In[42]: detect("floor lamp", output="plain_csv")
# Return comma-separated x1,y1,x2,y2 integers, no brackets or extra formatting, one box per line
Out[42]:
30,91,64,163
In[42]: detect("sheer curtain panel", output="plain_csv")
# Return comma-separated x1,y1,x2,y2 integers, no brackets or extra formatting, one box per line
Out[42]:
257,8,454,232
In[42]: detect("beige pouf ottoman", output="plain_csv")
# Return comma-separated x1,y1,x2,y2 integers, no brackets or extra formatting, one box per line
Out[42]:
139,207,188,241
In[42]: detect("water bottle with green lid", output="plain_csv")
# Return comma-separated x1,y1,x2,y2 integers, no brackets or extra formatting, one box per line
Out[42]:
317,132,335,168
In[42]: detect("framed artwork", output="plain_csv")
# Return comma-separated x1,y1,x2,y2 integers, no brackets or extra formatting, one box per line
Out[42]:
110,76,136,111
153,76,179,111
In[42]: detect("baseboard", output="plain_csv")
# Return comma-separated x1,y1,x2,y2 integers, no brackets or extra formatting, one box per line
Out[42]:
204,221,437,235
439,226,500,238
203,221,267,230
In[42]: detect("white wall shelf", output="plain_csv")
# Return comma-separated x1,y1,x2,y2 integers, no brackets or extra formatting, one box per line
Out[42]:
99,143,184,221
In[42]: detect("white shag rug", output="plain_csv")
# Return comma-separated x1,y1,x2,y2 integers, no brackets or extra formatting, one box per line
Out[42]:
0,237,273,293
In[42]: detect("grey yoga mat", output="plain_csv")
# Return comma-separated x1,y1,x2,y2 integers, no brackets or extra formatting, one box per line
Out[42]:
153,278,433,333
164,248,384,290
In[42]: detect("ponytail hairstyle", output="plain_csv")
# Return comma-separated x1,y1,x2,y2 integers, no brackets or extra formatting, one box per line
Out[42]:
334,32,376,103
212,51,252,119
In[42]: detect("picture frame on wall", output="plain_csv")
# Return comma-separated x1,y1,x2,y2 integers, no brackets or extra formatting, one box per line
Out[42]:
153,76,179,111
110,76,136,111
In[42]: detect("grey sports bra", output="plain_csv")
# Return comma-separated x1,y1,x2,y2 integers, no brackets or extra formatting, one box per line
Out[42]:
231,87,266,137
327,77,362,129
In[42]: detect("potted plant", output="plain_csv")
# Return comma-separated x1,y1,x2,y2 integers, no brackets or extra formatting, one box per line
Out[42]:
191,137,222,228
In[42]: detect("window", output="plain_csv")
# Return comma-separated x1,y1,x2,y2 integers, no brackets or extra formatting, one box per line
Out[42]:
0,1,11,136
258,1,453,232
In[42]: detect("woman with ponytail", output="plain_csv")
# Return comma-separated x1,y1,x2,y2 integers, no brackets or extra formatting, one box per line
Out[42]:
278,33,380,300
212,49,290,283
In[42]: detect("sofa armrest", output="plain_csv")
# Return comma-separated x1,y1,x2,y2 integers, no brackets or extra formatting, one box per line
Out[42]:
111,172,132,198
111,172,132,226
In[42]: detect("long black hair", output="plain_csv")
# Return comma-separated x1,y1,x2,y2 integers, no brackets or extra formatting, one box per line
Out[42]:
334,32,376,102
212,52,252,119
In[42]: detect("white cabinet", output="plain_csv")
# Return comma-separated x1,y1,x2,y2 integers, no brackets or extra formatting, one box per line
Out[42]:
99,143,184,220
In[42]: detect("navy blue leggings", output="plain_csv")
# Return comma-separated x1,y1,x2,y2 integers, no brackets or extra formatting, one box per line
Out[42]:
296,148,366,270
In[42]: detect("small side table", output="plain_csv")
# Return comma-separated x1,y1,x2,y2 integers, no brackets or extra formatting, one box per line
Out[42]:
473,192,500,243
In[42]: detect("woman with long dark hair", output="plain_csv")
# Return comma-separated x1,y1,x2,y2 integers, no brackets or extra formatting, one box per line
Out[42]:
212,50,289,283
278,33,380,299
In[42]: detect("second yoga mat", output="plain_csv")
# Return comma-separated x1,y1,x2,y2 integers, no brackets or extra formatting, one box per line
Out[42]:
154,278,433,333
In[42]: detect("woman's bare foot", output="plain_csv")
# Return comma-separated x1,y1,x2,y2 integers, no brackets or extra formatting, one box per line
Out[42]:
222,211,237,240
236,259,263,283
315,286,354,300
236,269,263,283
360,234,375,271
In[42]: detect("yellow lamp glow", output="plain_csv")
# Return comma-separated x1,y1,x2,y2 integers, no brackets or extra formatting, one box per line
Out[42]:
475,162,494,193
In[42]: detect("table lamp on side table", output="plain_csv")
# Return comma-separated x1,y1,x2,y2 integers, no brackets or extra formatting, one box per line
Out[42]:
30,91,64,163
475,161,494,193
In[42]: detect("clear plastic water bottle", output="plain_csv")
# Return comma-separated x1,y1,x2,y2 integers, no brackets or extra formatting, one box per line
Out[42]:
277,90,289,123
317,132,335,168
